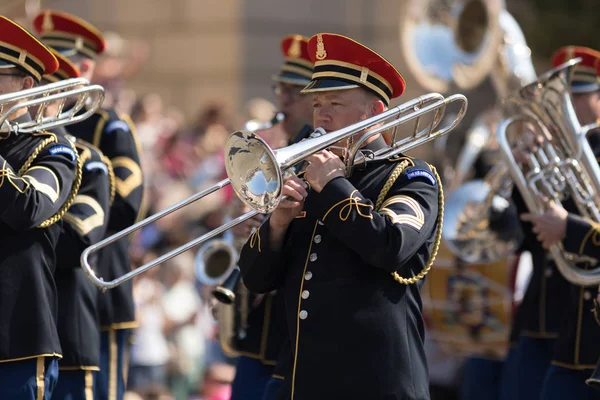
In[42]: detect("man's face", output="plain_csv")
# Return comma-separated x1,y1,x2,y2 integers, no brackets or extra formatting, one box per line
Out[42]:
311,88,382,152
572,90,600,126
312,88,374,133
273,82,313,137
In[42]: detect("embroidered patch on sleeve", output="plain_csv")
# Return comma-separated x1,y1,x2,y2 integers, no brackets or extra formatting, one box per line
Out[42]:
85,161,108,174
49,145,76,162
105,120,131,134
406,169,436,185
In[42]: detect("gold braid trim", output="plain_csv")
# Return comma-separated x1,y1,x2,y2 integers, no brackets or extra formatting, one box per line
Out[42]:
375,161,444,285
102,154,116,206
24,133,84,229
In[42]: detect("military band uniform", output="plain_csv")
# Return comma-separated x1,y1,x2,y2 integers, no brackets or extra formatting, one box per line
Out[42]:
53,129,113,399
33,11,146,399
239,138,440,399
0,16,83,399
65,106,144,399
228,34,314,400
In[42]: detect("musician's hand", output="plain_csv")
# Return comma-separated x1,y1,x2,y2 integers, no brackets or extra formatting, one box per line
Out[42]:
304,150,346,193
520,201,569,249
269,175,308,230
231,204,265,237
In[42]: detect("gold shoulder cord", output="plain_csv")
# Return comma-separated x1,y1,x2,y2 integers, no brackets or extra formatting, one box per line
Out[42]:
374,160,444,285
20,133,84,229
101,154,116,206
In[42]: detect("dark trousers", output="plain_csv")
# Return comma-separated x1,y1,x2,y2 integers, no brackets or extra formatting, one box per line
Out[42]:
514,336,555,399
0,356,59,400
95,329,130,400
53,369,97,400
541,365,600,400
230,356,273,400
460,356,504,400
262,376,284,400
499,347,519,400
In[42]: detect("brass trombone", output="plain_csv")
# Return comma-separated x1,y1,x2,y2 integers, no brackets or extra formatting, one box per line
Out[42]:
81,92,468,291
0,77,104,133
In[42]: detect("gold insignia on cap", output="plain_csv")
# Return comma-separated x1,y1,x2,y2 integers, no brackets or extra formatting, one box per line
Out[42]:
75,37,83,50
42,11,54,32
289,37,301,58
360,67,369,83
316,34,327,61
566,46,575,61
18,51,27,65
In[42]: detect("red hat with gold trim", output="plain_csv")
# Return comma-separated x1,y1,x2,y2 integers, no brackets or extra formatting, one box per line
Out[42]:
551,46,600,93
300,33,406,106
0,16,58,82
33,10,106,59
272,34,313,86
43,48,80,83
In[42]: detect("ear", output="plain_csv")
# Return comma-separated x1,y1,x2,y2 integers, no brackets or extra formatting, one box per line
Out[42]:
79,58,96,78
370,99,385,116
21,76,35,90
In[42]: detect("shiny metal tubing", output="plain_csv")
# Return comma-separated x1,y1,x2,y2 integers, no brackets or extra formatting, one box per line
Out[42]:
82,91,467,290
0,78,104,133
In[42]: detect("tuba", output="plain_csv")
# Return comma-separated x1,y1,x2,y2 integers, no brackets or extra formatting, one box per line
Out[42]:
496,57,600,286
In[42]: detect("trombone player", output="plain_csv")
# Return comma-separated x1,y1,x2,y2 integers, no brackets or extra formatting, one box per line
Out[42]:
238,33,443,399
0,16,82,398
33,10,145,400
520,46,600,398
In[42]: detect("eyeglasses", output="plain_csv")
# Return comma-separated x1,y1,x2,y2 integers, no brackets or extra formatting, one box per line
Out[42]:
272,84,304,100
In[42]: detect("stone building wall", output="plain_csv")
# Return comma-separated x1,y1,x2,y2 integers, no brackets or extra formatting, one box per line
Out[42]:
3,0,515,161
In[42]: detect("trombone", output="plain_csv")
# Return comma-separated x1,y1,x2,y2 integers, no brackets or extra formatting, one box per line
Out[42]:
0,78,104,133
81,92,468,291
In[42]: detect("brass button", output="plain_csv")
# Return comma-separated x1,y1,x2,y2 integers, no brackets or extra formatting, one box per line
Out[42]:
585,291,592,301
318,220,324,226
302,290,310,299
314,235,322,244
310,253,318,262
299,310,308,319
304,271,313,280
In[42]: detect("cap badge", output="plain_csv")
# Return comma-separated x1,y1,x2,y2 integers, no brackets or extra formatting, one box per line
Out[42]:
316,34,327,60
42,11,54,32
289,37,301,58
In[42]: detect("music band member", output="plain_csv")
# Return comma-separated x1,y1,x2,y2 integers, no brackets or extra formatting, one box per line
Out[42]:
238,33,442,399
39,49,114,400
33,10,146,400
0,16,81,398
520,46,600,398
228,34,314,400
